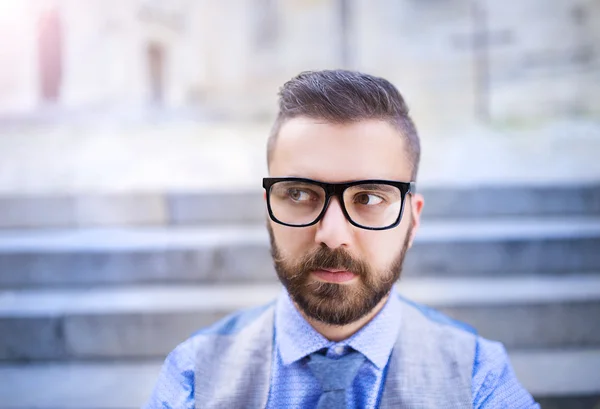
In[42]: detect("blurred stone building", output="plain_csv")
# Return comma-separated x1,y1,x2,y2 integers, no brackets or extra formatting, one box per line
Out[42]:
0,0,599,126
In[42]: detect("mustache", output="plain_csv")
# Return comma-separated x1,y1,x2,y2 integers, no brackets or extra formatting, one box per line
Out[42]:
294,245,370,279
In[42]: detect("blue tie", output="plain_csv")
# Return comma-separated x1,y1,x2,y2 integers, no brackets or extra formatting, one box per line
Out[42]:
307,350,366,409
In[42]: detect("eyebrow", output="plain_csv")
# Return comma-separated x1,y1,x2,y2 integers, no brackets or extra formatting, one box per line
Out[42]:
351,183,399,193
275,180,322,188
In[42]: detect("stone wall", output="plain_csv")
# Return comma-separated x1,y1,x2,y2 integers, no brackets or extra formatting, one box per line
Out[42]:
0,0,597,127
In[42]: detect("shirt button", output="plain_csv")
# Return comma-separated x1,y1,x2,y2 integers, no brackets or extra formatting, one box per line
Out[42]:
334,345,345,355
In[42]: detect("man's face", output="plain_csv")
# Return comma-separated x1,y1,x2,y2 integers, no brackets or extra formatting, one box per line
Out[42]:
267,117,423,326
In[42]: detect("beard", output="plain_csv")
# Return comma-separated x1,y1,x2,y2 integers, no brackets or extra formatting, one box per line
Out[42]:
268,223,412,326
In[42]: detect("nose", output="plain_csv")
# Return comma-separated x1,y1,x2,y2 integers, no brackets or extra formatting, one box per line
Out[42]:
314,196,353,249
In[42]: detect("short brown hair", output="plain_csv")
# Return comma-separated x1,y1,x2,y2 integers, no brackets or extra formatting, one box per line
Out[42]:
267,70,421,180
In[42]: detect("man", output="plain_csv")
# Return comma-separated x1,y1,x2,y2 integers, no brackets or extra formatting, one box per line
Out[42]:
144,70,539,408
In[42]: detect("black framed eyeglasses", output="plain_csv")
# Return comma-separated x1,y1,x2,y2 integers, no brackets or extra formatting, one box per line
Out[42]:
263,177,416,231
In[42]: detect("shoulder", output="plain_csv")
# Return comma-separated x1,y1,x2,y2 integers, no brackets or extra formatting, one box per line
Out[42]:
142,302,276,409
472,337,511,394
472,337,539,408
192,301,276,337
395,295,538,407
396,294,479,379
176,301,276,357
395,295,478,380
397,294,478,342
164,301,276,368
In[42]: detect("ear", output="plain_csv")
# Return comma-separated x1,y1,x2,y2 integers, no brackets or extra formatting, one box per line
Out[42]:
407,193,424,248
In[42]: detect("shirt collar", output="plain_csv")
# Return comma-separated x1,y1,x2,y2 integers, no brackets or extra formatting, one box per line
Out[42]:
345,290,402,369
275,290,332,366
275,287,402,370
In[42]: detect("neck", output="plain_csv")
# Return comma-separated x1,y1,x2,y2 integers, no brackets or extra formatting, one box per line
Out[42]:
298,294,390,342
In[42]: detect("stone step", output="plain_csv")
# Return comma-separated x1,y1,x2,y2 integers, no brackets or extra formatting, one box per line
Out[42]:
0,349,598,409
0,183,598,229
1,218,599,287
1,276,599,361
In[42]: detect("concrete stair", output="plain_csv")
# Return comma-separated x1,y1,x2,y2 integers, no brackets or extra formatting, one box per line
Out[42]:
1,278,600,361
0,183,599,229
1,217,599,287
1,184,599,408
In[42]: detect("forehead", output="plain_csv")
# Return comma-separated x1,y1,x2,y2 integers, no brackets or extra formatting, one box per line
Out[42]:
269,117,412,182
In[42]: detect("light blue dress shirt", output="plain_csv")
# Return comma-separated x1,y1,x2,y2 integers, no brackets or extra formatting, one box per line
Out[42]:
266,290,401,408
144,289,539,408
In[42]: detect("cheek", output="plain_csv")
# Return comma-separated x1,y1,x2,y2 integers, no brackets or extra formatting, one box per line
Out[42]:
271,223,316,257
358,227,408,268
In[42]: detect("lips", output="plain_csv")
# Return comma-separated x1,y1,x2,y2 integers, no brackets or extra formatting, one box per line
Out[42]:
312,268,356,283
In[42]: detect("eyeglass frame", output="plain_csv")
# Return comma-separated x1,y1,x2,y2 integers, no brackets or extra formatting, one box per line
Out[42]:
262,177,416,231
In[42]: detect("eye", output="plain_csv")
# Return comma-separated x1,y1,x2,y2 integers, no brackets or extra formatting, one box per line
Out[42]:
288,189,312,202
354,193,384,205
